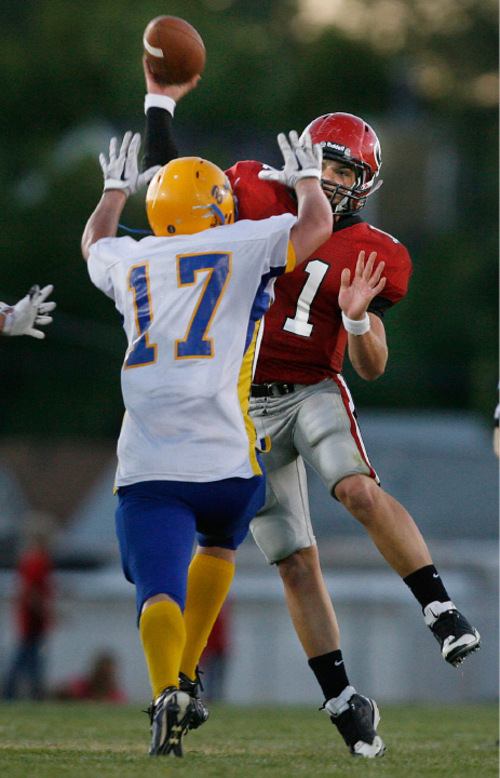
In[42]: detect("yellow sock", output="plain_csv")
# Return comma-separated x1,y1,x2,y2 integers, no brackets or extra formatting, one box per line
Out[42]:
180,553,235,681
139,600,186,700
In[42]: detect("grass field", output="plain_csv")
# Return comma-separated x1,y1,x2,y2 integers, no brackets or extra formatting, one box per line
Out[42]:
0,701,498,778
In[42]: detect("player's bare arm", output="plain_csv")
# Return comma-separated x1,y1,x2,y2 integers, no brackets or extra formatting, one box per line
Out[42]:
81,132,160,261
81,190,127,261
259,131,333,264
339,250,388,381
291,177,332,264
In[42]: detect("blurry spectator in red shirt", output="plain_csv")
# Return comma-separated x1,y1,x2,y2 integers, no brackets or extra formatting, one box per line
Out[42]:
52,650,127,703
3,528,54,700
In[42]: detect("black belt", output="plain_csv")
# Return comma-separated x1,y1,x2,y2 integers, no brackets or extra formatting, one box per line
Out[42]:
251,382,296,398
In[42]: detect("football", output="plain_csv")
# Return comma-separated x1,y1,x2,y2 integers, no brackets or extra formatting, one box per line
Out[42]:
143,15,206,85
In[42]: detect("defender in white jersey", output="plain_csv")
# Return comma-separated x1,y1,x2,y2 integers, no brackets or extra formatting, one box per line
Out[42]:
89,210,297,486
81,129,332,757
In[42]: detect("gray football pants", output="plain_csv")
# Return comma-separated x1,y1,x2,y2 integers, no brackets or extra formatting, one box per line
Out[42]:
249,378,378,564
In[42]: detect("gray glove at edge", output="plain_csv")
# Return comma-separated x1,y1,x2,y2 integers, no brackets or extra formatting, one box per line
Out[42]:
99,131,161,198
1,284,56,339
258,130,322,189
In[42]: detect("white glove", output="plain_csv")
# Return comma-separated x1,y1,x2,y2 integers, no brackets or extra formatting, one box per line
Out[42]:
99,131,160,198
1,284,56,339
258,130,323,189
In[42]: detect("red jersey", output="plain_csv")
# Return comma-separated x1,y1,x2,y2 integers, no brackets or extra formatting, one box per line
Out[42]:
226,160,412,384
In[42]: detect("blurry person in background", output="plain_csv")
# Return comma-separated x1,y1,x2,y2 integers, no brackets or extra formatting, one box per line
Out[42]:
3,523,55,700
0,285,56,339
52,650,127,703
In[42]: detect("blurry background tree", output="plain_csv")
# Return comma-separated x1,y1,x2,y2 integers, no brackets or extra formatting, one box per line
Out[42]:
0,0,497,439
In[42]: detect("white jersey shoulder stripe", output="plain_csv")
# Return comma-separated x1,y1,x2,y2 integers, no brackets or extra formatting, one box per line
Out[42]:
366,224,400,245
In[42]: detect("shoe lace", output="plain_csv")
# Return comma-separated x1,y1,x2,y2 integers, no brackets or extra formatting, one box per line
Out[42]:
143,703,154,724
180,666,205,696
193,666,205,693
143,685,178,723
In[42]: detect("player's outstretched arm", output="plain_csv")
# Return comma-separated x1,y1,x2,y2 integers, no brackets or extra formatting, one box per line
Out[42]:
142,57,200,171
264,131,332,264
81,132,160,260
291,177,332,265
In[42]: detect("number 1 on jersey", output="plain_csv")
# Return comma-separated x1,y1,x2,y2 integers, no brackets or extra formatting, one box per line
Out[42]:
283,259,329,337
124,264,157,369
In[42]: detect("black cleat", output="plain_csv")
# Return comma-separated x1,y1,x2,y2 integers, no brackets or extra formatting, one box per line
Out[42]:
148,687,194,757
179,669,210,730
324,685,386,758
423,600,481,667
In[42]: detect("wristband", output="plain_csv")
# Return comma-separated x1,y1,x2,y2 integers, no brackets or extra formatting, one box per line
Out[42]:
144,94,176,116
342,311,371,336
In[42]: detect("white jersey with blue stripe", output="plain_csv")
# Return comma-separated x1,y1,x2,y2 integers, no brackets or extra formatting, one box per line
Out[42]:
88,213,296,485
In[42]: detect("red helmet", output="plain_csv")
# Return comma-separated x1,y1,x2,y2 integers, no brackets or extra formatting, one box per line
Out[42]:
301,113,383,214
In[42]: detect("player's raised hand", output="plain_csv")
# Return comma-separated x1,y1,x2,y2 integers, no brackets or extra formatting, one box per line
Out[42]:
259,130,322,189
100,131,160,198
1,284,56,339
339,251,386,321
143,56,201,101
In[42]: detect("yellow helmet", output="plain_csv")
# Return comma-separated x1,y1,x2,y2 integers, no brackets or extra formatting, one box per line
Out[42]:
146,157,236,237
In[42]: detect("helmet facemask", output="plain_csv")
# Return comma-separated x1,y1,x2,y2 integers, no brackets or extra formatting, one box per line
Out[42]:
320,154,382,216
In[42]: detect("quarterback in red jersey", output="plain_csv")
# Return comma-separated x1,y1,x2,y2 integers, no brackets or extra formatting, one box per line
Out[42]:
141,68,480,759
226,156,410,382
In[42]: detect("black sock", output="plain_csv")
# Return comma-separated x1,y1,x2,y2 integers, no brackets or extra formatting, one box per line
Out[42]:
403,564,450,609
308,650,350,701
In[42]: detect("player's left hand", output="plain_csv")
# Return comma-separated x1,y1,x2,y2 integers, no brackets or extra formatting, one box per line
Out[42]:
100,131,160,197
339,251,386,320
1,284,56,339
259,130,322,189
